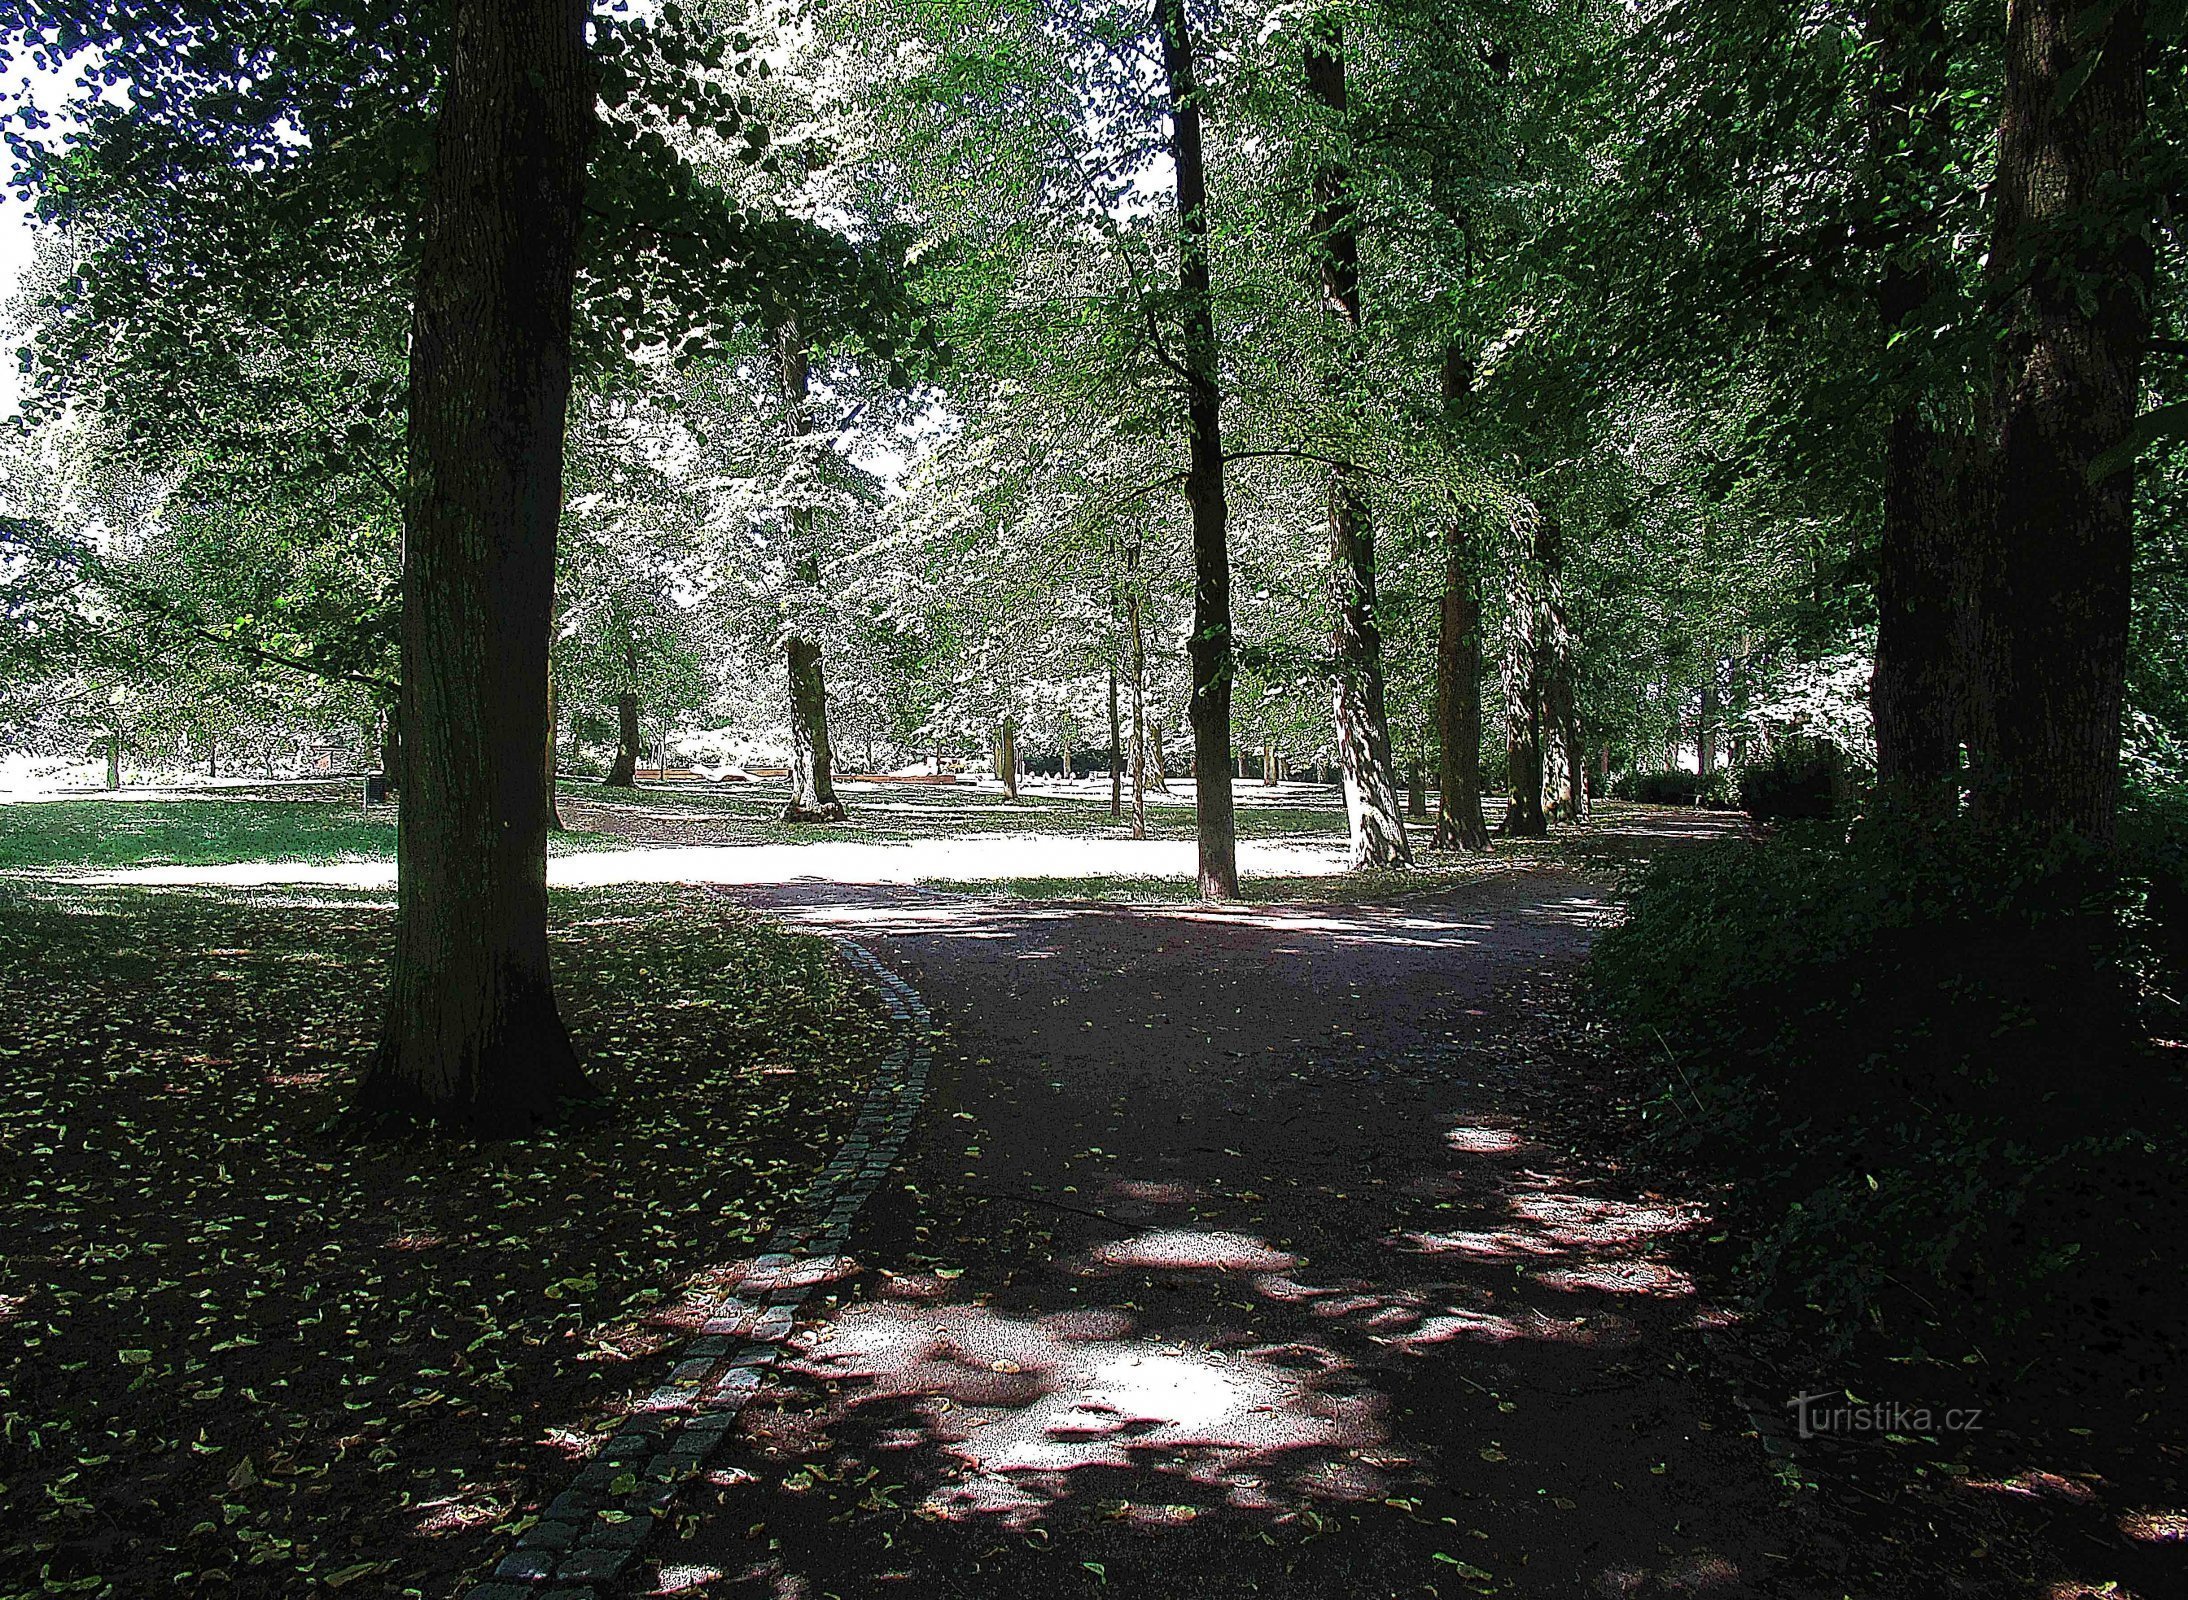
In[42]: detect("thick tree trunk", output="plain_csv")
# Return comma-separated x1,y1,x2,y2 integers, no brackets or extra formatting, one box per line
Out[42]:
1157,0,1239,899
776,317,847,824
104,731,120,790
206,732,217,780
1148,720,1171,793
355,0,596,1135
1433,516,1492,850
606,689,640,787
1406,755,1426,819
1967,0,2150,841
1501,668,1546,836
1307,34,1411,873
1432,344,1492,852
1863,0,1967,814
1564,708,1590,825
785,638,847,821
1499,512,1550,838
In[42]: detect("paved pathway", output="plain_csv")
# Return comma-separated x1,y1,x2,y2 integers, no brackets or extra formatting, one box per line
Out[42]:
615,846,1823,1599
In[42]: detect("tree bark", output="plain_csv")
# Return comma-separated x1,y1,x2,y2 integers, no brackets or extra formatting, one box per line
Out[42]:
355,0,595,1136
1433,515,1492,850
1967,0,2151,841
1157,0,1239,899
1108,664,1124,819
1307,33,1411,872
1563,705,1590,825
1499,512,1550,838
1862,0,1968,813
1148,719,1171,793
999,717,1019,801
776,317,847,824
606,687,640,787
1127,534,1149,838
785,637,846,820
104,730,121,790
1697,667,1718,779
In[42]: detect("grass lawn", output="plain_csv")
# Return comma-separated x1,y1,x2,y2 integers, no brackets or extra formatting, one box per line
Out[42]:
0,878,893,1598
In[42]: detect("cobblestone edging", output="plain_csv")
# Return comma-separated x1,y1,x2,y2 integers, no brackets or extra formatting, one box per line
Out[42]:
461,940,932,1600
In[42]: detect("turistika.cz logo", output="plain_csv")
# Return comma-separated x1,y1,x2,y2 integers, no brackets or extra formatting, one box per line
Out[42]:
1786,1391,1984,1441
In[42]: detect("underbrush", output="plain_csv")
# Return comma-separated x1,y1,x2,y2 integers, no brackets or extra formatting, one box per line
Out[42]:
0,882,890,1598
1610,768,1735,808
1584,801,2187,1359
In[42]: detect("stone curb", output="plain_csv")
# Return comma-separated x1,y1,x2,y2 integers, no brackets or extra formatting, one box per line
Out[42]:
459,939,932,1599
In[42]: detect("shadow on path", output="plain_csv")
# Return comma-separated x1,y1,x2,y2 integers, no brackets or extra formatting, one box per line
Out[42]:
618,832,1818,1600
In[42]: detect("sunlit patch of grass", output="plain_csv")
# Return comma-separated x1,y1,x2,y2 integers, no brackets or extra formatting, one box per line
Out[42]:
0,798,632,872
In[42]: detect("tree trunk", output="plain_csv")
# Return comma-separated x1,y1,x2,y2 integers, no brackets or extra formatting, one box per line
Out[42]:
1697,669,1718,778
1307,33,1411,873
206,732,217,780
1157,0,1239,900
1862,0,1966,814
1433,513,1492,851
1499,512,1548,838
1966,0,2150,841
1406,755,1426,819
104,731,121,790
999,717,1019,801
1127,535,1149,839
776,316,848,824
1501,661,1546,837
1149,719,1171,793
355,0,595,1136
1108,665,1123,819
785,637,847,821
606,689,640,787
1564,709,1590,825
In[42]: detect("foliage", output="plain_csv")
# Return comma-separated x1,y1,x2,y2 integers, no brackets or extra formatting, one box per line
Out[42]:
1608,769,1732,808
1584,807,2188,1338
1732,737,1843,823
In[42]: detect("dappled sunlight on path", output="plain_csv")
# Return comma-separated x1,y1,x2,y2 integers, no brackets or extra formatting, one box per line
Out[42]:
644,861,1801,1600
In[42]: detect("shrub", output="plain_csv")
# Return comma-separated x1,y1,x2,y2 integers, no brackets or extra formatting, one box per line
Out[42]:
1610,768,1736,808
1734,737,1843,822
1583,804,2187,1341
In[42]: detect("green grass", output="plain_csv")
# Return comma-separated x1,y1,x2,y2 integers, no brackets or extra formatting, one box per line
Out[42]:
0,796,642,872
0,799,400,870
